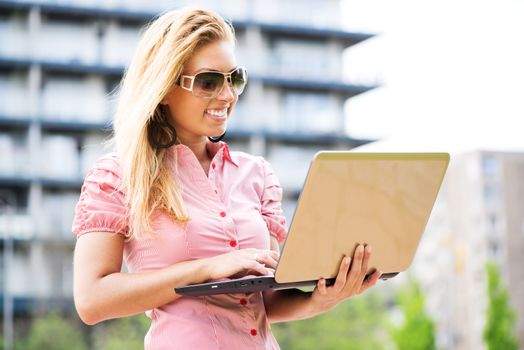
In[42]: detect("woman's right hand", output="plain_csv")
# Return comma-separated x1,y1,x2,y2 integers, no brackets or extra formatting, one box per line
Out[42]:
206,248,279,281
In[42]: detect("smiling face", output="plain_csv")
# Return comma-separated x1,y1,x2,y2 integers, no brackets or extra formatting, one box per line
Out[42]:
163,40,239,144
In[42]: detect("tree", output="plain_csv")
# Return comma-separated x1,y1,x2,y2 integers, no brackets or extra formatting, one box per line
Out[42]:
389,279,436,350
91,313,151,350
272,289,389,350
15,312,87,350
483,262,519,350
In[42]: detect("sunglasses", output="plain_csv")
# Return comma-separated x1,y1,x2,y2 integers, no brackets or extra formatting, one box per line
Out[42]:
177,66,248,99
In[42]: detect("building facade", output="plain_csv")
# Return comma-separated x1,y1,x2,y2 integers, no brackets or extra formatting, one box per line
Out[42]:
413,150,524,350
0,0,375,326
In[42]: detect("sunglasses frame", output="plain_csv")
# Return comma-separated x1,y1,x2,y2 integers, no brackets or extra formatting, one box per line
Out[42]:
178,66,248,99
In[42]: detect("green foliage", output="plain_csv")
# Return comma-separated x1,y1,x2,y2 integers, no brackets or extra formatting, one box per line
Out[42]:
389,279,436,350
91,313,151,350
483,262,519,350
15,312,87,350
272,290,389,350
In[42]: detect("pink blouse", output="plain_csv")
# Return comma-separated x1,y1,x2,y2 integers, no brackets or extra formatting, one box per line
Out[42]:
72,141,287,350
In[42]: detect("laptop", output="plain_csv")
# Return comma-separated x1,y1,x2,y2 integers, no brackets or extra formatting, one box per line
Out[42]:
175,152,450,296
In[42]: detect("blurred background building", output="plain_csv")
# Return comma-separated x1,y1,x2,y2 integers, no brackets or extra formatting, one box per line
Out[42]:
0,0,376,346
411,150,524,349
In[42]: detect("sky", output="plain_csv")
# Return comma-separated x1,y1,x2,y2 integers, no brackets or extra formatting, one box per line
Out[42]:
340,0,524,154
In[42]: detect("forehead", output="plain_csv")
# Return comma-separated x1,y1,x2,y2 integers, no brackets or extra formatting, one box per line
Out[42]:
184,40,237,74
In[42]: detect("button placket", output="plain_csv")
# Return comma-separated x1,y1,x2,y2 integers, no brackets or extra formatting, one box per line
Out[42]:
207,165,221,199
246,297,260,339
210,151,240,251
217,209,238,250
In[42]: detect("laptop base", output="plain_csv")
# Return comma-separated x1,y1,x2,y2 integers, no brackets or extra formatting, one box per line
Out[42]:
175,272,398,297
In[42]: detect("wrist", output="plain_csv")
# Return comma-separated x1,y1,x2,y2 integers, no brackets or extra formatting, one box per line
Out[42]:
184,256,215,285
199,256,216,281
310,294,337,316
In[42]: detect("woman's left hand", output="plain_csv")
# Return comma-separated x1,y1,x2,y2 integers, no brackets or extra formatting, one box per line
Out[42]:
311,244,382,312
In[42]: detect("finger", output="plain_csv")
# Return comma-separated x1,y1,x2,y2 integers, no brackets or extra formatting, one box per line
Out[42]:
333,256,351,292
356,244,372,285
242,248,258,259
345,245,364,291
249,261,271,275
360,270,382,293
315,278,327,296
268,250,280,260
267,250,280,266
257,252,278,269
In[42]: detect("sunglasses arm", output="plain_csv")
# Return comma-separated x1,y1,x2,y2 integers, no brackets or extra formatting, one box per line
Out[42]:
179,75,194,91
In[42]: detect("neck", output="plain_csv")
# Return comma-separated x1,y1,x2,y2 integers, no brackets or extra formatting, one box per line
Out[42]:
178,137,210,163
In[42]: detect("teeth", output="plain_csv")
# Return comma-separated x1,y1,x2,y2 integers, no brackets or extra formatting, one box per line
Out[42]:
206,108,227,117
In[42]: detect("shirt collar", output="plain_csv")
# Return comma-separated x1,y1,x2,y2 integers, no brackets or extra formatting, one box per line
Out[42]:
171,141,239,167
206,141,239,167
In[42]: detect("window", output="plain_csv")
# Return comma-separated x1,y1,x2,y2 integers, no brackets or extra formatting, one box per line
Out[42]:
282,92,339,133
0,72,31,117
488,214,497,231
39,134,79,179
0,14,29,58
38,17,98,64
270,39,331,79
40,75,108,121
483,184,498,203
488,238,499,258
482,155,499,178
253,0,340,27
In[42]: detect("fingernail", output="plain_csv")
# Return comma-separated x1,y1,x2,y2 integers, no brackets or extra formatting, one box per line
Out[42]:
345,256,351,264
366,245,372,253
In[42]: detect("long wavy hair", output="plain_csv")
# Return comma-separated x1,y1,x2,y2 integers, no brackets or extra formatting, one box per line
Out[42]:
109,8,236,239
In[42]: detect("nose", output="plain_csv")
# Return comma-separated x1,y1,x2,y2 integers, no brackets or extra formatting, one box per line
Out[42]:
216,79,236,102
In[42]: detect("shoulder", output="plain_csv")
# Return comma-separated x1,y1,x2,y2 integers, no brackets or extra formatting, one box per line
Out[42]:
85,152,123,178
229,151,280,187
91,152,122,172
230,151,271,171
83,152,125,192
230,150,260,163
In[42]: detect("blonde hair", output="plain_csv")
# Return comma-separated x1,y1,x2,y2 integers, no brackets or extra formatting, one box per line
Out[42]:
110,8,236,239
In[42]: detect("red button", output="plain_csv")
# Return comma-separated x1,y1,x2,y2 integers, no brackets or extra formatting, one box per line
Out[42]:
212,163,216,169
250,329,257,336
220,211,226,217
229,240,237,248
240,298,247,305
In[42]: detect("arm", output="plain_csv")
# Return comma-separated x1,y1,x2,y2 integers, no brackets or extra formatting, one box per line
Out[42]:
73,231,278,325
263,238,382,324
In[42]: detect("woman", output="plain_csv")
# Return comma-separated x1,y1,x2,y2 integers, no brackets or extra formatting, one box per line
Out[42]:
72,7,382,349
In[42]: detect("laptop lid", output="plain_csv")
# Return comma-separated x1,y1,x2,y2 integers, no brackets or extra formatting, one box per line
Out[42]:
274,152,449,284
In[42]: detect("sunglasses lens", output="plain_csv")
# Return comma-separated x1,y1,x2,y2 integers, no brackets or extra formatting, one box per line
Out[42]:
193,72,225,98
231,68,247,95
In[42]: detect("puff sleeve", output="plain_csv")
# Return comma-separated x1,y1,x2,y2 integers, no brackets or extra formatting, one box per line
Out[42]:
260,157,288,243
72,153,130,239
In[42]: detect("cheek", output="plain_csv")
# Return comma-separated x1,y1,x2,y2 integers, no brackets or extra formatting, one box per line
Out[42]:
169,98,206,124
229,97,238,115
